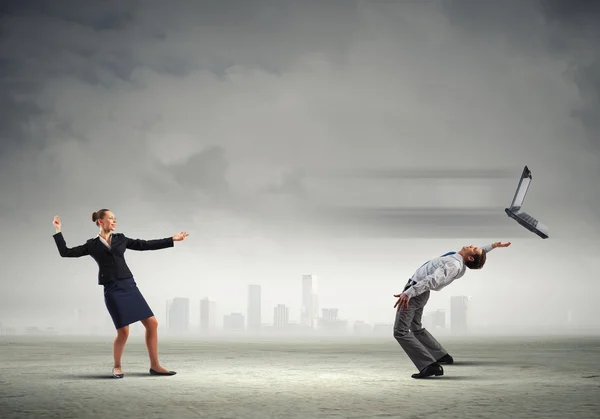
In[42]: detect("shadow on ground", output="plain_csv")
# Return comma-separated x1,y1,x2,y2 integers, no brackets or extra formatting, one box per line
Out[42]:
435,375,482,381
62,372,156,380
451,360,511,366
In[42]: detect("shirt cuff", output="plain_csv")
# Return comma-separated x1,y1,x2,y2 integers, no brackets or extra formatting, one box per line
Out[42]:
482,244,493,253
404,287,416,298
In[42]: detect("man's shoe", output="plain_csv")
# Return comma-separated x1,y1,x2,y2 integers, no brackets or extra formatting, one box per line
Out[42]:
437,354,454,364
411,362,444,379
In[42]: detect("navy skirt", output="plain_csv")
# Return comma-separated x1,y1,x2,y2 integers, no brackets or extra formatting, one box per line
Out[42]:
103,277,154,329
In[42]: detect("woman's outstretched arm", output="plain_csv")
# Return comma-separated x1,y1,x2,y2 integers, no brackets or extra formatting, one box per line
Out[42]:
125,231,188,251
52,215,90,258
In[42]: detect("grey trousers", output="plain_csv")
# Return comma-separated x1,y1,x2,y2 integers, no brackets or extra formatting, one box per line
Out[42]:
393,290,448,371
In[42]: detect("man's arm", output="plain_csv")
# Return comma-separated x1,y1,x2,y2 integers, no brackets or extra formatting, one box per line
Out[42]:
53,232,90,258
404,262,460,299
125,235,174,251
482,241,511,253
481,243,494,253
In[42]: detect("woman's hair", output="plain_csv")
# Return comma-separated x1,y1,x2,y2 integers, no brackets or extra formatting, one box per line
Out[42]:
92,209,111,226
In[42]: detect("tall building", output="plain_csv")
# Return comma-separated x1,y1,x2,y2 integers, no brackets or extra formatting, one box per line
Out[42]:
223,313,245,332
200,298,217,333
301,274,319,328
167,297,190,334
273,304,289,330
450,296,470,334
247,284,262,333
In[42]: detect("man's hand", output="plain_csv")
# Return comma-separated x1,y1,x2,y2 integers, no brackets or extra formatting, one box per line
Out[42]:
393,293,410,312
492,241,511,248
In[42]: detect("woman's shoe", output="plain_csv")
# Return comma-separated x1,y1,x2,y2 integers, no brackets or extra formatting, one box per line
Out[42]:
112,368,124,379
149,368,176,376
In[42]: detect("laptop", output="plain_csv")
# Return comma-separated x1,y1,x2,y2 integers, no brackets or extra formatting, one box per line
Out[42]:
504,166,549,239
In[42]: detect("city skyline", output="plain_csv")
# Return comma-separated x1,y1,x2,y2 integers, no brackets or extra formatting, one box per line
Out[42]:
3,269,594,336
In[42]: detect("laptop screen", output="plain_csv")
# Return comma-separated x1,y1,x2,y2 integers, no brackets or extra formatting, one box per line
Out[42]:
510,176,531,208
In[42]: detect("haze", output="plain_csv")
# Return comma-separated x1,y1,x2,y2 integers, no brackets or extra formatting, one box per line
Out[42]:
1,0,599,336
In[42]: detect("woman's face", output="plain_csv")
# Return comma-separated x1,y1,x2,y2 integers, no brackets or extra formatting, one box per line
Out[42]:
98,211,117,231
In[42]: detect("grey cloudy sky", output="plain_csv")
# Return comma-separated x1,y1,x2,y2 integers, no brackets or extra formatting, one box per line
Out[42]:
1,0,599,331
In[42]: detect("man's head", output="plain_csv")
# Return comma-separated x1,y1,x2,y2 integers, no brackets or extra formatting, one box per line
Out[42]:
458,245,487,270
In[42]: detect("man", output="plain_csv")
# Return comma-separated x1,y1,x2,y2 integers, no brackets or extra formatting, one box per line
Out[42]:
393,241,511,379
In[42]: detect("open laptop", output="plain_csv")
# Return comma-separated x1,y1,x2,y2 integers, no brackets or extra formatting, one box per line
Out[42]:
504,166,549,239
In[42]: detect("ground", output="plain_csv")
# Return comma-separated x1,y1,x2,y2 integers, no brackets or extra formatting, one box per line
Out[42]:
2,335,599,418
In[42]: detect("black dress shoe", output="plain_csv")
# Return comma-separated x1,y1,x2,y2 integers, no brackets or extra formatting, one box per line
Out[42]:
149,368,177,376
411,362,444,379
437,354,454,364
112,368,124,379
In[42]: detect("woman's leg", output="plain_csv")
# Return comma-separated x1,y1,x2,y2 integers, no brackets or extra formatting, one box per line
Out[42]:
113,325,129,373
140,316,172,373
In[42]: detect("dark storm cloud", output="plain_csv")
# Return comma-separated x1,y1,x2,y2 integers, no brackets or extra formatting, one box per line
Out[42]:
0,0,595,242
313,168,518,179
138,145,247,231
440,0,600,224
540,0,600,144
441,0,600,147
160,145,232,202
1,0,135,30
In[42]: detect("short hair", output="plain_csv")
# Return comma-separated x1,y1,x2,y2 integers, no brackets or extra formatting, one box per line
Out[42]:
465,250,487,270
92,209,111,226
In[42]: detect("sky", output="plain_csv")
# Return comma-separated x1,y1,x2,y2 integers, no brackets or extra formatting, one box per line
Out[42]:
0,0,599,332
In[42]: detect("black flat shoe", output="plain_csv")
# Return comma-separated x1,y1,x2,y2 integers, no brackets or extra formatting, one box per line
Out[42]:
437,354,454,364
411,362,444,379
149,368,176,376
112,368,124,379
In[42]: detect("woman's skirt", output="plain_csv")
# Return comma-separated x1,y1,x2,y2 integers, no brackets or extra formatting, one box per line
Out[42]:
103,277,154,329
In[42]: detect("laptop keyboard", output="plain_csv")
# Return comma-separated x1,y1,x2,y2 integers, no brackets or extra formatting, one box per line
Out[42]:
518,212,537,226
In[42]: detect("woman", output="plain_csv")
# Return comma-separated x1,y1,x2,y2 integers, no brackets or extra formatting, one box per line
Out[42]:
52,209,189,379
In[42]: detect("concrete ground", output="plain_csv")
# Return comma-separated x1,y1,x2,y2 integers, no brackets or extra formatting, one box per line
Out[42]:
1,335,599,418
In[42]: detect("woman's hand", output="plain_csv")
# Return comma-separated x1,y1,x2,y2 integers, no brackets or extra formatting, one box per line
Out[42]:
172,232,189,242
53,215,61,233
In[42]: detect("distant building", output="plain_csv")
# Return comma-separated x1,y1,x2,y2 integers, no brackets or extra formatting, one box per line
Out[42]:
353,321,373,334
450,296,470,334
167,298,190,334
223,313,245,332
273,304,289,331
200,298,217,333
432,309,446,329
247,285,262,333
301,274,319,328
372,323,393,335
318,308,348,333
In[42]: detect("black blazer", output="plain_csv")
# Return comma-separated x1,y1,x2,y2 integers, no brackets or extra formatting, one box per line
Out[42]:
53,232,174,285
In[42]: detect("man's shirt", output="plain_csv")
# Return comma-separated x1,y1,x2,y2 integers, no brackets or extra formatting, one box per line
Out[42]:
403,244,494,299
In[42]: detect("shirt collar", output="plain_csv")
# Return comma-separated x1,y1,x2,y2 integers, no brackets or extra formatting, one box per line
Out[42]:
97,233,112,244
449,252,465,267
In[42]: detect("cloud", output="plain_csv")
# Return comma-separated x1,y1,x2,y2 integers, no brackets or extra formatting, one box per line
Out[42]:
439,0,600,224
3,0,600,329
0,0,598,241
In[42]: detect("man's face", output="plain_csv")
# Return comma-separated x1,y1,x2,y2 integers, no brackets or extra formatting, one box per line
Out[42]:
460,245,483,262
